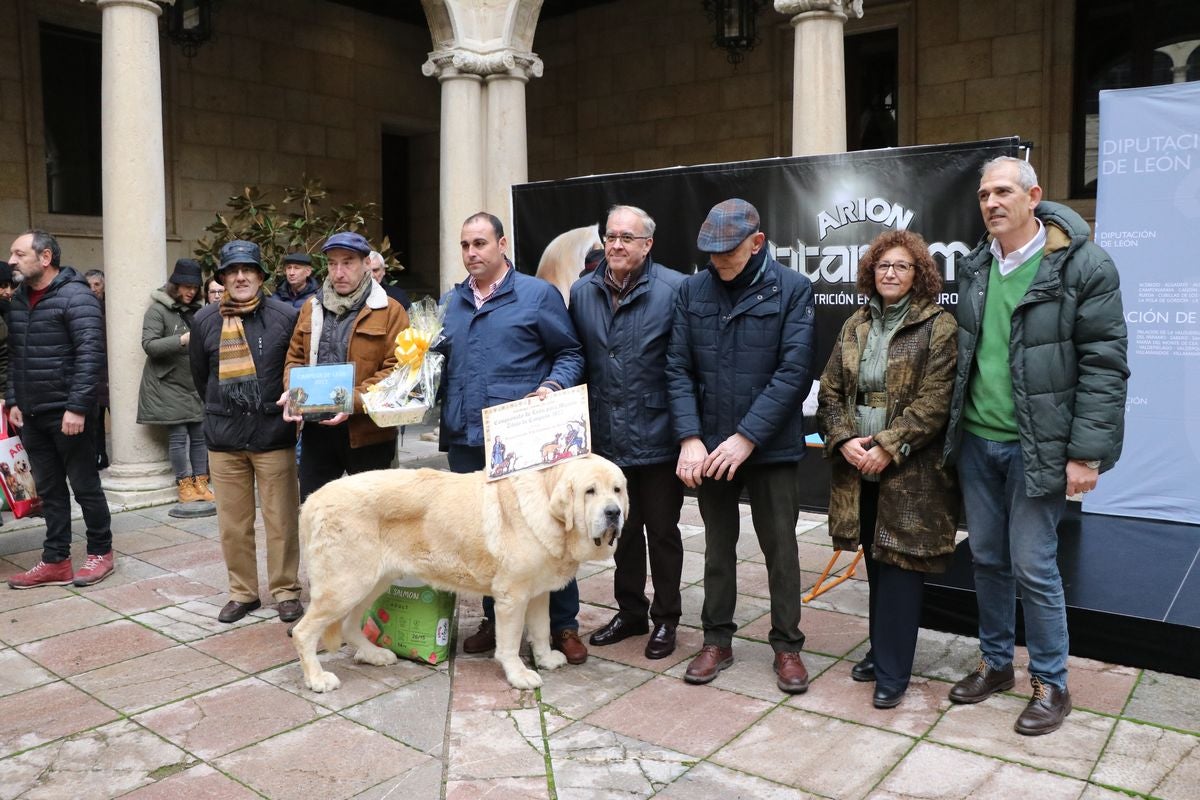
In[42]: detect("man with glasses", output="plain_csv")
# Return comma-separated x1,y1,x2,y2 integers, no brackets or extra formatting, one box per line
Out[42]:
569,205,686,659
667,199,817,694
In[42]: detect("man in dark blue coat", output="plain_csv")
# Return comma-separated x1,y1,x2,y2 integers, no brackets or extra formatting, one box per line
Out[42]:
667,199,817,694
440,211,588,665
569,204,686,659
6,230,113,589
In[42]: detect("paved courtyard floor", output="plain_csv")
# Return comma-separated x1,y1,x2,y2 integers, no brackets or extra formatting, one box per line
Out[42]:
1,445,1197,798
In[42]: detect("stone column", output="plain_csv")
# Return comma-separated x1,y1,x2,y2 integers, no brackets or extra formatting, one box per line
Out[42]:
94,0,176,507
776,0,864,156
484,54,542,241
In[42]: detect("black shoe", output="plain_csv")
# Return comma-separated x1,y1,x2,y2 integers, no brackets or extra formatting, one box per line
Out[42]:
1015,677,1072,736
851,656,876,682
873,685,906,709
588,614,649,646
277,599,304,623
644,623,677,659
949,659,1015,704
218,598,261,623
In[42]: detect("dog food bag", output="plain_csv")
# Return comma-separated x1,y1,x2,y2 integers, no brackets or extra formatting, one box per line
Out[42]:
362,578,455,665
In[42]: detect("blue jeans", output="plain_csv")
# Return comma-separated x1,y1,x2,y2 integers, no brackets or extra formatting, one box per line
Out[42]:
957,432,1069,688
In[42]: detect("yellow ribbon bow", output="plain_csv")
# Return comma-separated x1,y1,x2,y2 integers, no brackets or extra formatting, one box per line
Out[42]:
394,328,431,372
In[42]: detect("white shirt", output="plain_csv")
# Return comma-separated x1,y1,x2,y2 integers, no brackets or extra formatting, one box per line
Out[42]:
990,218,1046,276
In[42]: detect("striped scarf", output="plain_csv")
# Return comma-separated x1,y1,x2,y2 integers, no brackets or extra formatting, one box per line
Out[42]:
218,292,262,410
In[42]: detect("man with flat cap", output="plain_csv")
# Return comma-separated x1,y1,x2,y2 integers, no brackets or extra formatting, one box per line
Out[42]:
190,240,303,622
666,199,817,693
274,252,319,309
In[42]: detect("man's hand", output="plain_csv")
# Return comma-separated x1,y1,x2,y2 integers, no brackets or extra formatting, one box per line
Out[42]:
703,433,756,481
1066,459,1099,497
318,412,349,427
61,410,86,436
180,331,191,347
838,436,873,469
531,386,554,400
858,443,893,476
676,436,709,488
8,405,22,429
277,391,302,423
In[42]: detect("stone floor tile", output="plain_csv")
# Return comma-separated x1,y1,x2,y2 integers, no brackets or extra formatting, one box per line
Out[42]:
258,650,433,711
1009,655,1139,716
548,721,693,799
354,758,444,799
341,671,451,754
0,719,191,800
446,778,549,799
0,647,57,698
135,676,324,760
0,526,52,558
712,706,913,799
451,656,539,711
0,594,120,646
787,660,951,737
576,572,617,608
871,740,1087,799
69,644,243,714
4,541,89,569
584,675,773,757
190,618,301,673
654,761,821,799
739,605,870,658
803,574,872,617
133,600,263,642
537,654,654,722
0,583,74,615
0,680,120,758
136,540,226,572
1123,669,1200,734
664,638,836,702
928,693,1114,778
1091,719,1200,800
447,708,547,780
679,549,706,583
16,619,176,677
177,562,235,590
216,715,429,800
1078,783,1148,800
585,622,704,673
72,554,170,593
86,574,222,615
678,584,771,631
111,525,204,555
679,503,703,527
890,627,986,683
119,763,262,799
576,600,619,634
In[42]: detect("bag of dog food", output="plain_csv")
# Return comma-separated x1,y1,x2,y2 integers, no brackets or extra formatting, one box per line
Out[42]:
362,578,455,665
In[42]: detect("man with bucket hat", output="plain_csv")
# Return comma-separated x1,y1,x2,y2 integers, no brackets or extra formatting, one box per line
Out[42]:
666,199,818,693
190,240,304,623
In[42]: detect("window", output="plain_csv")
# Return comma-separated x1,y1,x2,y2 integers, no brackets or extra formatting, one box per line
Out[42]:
844,28,899,152
39,23,103,216
1073,0,1200,196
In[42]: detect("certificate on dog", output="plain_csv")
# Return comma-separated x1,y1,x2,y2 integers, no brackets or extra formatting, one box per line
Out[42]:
482,384,591,480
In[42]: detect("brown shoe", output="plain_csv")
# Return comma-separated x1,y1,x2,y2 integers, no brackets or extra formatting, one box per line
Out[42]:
218,598,261,623
1015,677,1072,736
684,644,734,684
193,474,215,502
774,651,810,694
552,629,588,665
177,476,200,504
462,619,495,653
949,659,1015,704
277,599,304,623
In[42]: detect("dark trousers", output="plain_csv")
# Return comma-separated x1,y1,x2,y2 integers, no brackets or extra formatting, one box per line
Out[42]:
612,461,684,625
447,444,580,633
696,460,805,653
859,480,927,693
299,424,394,502
21,411,112,563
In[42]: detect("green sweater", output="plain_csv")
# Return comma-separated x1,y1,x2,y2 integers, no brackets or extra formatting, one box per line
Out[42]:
963,251,1043,441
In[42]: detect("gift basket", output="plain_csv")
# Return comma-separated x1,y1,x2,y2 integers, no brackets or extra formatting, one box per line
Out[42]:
363,297,446,427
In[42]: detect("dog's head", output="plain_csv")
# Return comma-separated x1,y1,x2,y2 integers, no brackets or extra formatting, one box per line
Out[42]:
547,454,627,558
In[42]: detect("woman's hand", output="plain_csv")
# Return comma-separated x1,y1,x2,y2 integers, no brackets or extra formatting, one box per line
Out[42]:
858,444,893,476
838,436,873,469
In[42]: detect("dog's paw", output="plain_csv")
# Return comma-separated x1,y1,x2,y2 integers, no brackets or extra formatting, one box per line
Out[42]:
354,646,399,667
505,666,543,690
306,671,341,693
534,649,567,671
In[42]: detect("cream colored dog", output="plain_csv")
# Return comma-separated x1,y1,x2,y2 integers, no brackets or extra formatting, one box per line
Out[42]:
292,455,627,692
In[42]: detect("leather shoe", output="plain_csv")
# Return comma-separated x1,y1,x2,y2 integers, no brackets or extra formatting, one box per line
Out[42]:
851,655,876,682
1015,677,1072,736
277,599,304,623
551,629,588,664
774,652,810,694
644,623,677,659
218,599,261,623
685,645,733,684
873,685,906,709
949,659,1015,704
463,619,495,654
588,614,649,646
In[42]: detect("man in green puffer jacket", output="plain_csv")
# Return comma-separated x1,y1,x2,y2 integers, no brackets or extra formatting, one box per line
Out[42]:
942,156,1129,736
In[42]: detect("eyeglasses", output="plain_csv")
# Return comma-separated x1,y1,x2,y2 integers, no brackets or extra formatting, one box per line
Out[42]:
603,233,650,246
876,261,915,275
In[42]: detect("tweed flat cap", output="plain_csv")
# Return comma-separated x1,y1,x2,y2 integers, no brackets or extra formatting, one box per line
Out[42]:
696,198,761,254
217,240,266,273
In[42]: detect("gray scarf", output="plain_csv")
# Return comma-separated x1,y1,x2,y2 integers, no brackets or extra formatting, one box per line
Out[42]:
321,272,372,316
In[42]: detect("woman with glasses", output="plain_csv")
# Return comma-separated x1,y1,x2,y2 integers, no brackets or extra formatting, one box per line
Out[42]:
816,229,960,709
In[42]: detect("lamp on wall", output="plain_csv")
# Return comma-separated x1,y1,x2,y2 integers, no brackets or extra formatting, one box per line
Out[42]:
702,0,767,66
166,0,213,59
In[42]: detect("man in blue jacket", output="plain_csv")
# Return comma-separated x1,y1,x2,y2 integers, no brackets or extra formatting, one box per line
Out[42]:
667,199,817,694
440,211,588,664
569,205,686,659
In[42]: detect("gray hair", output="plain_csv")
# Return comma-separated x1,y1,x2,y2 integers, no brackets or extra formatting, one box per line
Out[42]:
84,269,105,281
981,156,1038,191
366,250,385,270
607,204,656,238
23,229,61,267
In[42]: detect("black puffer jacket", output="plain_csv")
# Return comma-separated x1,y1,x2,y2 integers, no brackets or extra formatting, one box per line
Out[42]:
189,295,299,453
6,267,105,416
666,254,817,464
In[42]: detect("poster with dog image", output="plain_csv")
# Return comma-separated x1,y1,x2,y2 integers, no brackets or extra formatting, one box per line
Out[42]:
482,384,590,480
0,435,42,519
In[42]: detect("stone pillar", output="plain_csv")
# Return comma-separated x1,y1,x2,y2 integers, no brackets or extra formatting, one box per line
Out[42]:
94,0,176,507
776,0,864,156
484,55,541,241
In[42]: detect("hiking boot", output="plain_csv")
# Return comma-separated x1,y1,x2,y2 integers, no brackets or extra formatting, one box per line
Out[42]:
177,476,200,504
462,619,496,653
193,474,215,502
73,552,115,587
8,559,74,589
